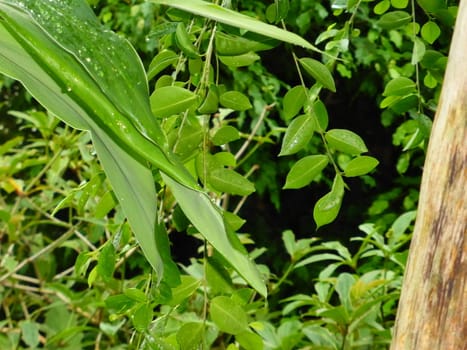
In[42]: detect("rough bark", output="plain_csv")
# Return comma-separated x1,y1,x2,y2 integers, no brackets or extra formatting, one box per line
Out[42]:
390,1,467,349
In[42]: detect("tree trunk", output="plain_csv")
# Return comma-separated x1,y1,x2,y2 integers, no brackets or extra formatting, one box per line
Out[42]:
390,1,467,349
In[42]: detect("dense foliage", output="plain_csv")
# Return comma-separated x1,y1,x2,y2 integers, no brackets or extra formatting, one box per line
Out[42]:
0,0,456,349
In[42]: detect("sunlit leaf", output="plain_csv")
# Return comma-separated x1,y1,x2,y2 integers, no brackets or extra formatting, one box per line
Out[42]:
313,175,345,228
344,156,379,177
219,91,252,111
284,155,328,189
210,296,249,335
283,86,307,121
325,129,368,155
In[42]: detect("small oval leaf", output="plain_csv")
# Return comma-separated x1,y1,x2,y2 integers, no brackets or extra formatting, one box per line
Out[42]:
279,114,315,156
344,156,379,177
212,125,241,145
377,11,412,30
283,85,307,121
177,322,204,350
209,168,255,196
147,49,178,80
210,296,249,335
383,77,416,96
313,175,345,229
325,129,368,155
299,58,336,92
421,21,441,44
150,86,198,117
283,155,328,189
219,91,252,111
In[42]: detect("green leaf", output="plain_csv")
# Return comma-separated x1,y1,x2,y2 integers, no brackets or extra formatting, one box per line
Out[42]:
283,155,328,189
412,36,426,64
312,100,329,131
218,52,260,67
374,0,390,14
236,331,264,350
335,273,356,313
215,31,277,56
162,175,266,296
198,85,219,114
377,11,412,29
344,156,379,177
391,0,409,9
151,86,198,117
209,168,255,196
212,125,241,145
124,288,147,303
299,58,336,92
20,321,40,348
152,0,319,52
421,21,440,44
210,296,249,335
177,323,204,350
325,129,368,155
169,275,201,306
383,77,417,96
313,175,345,228
219,91,252,111
97,242,116,281
417,0,446,13
132,304,152,332
283,86,307,121
279,114,315,156
206,258,234,295
147,49,178,80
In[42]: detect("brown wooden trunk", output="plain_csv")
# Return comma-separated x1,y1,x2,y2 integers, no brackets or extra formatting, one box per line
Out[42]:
390,1,467,349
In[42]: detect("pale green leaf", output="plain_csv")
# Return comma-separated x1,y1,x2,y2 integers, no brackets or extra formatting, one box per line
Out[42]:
132,304,152,332
299,58,336,92
344,156,379,177
151,86,198,117
391,0,409,9
279,114,315,156
169,275,201,307
421,21,441,44
374,0,390,14
20,321,40,348
236,331,264,350
212,125,241,145
152,0,319,51
325,129,368,155
283,155,328,189
210,296,249,335
412,36,426,64
177,323,204,350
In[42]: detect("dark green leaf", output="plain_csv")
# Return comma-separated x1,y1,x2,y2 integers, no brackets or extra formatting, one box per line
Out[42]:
97,242,116,281
377,11,412,29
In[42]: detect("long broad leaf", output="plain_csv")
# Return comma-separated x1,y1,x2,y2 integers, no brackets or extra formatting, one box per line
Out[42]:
0,0,266,295
151,0,320,52
0,17,167,283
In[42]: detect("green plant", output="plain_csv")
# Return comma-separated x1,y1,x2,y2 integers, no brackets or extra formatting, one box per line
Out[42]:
0,0,454,348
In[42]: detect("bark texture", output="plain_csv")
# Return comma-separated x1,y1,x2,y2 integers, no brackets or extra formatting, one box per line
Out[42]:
391,1,467,349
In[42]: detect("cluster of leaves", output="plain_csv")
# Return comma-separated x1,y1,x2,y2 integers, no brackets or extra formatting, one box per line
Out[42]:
0,0,455,349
